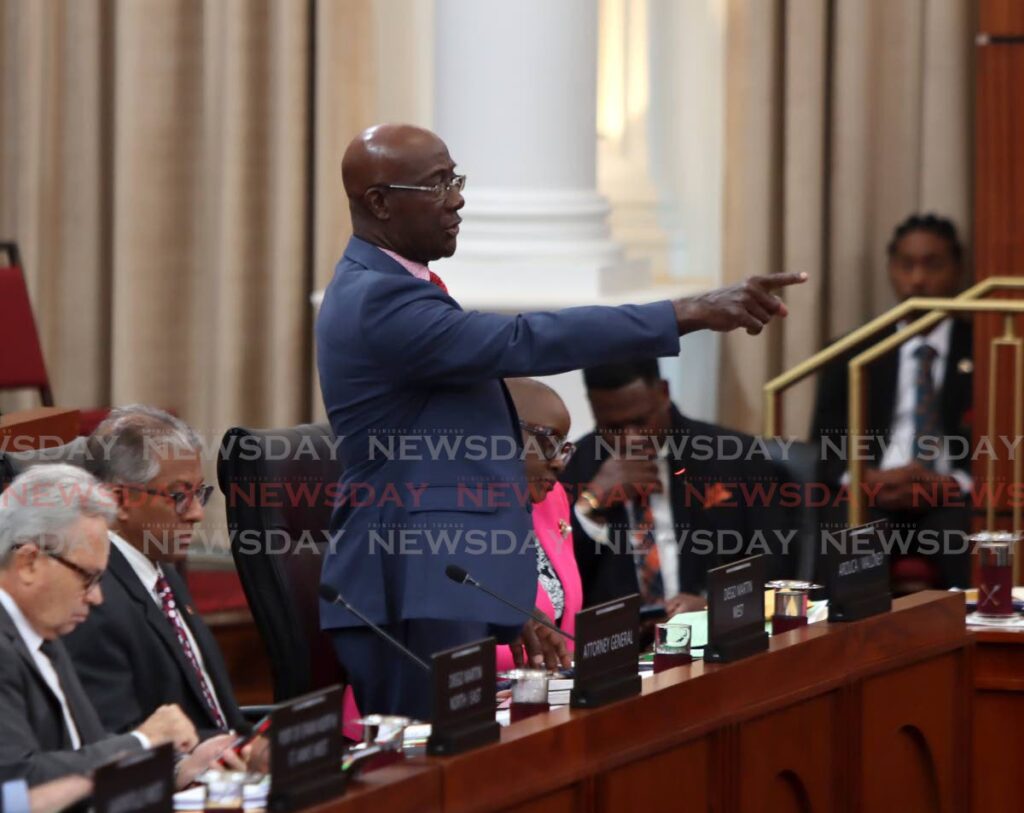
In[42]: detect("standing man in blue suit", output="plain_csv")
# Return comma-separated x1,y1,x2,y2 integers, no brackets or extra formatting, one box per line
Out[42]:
316,123,806,719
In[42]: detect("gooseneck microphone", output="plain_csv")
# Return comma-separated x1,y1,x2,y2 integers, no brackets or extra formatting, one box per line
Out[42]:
444,564,575,641
318,583,431,672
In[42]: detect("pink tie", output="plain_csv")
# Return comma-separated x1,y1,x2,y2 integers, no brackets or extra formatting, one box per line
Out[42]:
154,573,227,729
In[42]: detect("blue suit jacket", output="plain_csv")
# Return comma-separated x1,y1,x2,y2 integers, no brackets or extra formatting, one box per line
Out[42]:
316,236,680,630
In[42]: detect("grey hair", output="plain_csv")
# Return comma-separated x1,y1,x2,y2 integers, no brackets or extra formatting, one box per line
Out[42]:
86,405,203,486
0,464,116,566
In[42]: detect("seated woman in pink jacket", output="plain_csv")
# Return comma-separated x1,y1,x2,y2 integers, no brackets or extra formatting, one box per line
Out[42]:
497,378,583,673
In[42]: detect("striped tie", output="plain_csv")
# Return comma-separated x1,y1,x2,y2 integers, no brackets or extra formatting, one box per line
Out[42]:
428,270,449,295
154,572,227,729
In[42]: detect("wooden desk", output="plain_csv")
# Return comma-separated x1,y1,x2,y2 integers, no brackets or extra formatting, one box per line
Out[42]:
308,762,442,813
971,626,1024,812
321,592,969,813
0,407,79,449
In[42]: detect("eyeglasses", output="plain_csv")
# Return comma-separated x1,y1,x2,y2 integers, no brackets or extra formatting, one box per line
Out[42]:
13,544,105,593
381,174,466,202
519,420,576,466
120,483,214,516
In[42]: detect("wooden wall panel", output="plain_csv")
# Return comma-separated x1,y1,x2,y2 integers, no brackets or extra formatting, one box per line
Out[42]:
980,0,1024,35
593,738,711,813
736,693,840,813
971,629,1024,812
859,654,965,813
501,786,584,813
972,18,1024,535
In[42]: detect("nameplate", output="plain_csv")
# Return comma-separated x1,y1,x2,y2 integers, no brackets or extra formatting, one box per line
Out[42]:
427,637,500,756
570,594,641,708
825,519,891,622
269,685,348,811
94,743,173,813
705,555,769,662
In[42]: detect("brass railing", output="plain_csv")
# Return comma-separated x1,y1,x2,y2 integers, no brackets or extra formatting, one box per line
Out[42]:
762,277,1024,528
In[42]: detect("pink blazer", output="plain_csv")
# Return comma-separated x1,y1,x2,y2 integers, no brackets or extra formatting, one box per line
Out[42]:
496,482,583,672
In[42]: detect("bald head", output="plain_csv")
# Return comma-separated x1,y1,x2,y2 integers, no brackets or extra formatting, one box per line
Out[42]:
341,124,463,264
506,378,570,433
342,124,444,199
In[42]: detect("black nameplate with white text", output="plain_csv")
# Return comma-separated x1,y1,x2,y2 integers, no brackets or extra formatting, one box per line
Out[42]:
269,684,347,811
705,555,769,663
825,519,891,622
570,594,641,708
427,637,500,756
94,743,173,813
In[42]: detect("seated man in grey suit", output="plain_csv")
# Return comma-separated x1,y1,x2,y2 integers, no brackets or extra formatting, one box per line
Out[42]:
0,465,236,786
63,406,254,747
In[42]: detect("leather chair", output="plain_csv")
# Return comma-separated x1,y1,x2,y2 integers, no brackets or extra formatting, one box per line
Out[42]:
763,438,821,583
1,437,92,490
216,423,347,702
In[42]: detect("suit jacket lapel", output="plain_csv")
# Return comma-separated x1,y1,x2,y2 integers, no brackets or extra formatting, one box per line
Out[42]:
0,604,77,748
106,547,215,720
941,319,973,432
43,639,107,744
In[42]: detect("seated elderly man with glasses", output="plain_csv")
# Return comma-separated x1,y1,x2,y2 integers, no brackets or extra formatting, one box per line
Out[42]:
62,406,261,758
0,464,235,787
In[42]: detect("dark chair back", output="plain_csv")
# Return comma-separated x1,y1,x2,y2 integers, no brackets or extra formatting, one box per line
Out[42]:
1,437,91,490
764,438,819,582
216,423,346,701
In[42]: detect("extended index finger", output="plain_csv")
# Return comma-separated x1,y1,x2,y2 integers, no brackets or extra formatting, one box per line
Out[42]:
755,272,808,290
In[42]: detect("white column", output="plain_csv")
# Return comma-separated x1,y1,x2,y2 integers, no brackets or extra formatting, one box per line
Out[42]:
432,0,649,308
596,0,674,284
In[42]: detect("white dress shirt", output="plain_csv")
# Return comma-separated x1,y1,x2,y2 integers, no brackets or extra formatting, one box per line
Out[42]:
574,452,681,599
0,587,82,749
109,533,227,723
840,317,971,492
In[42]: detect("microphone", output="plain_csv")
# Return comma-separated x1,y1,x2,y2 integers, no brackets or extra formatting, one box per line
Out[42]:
444,565,574,641
318,583,430,673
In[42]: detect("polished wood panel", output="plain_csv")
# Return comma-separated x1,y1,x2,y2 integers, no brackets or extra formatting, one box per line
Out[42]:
737,694,839,813
973,3,1024,534
0,407,79,449
971,627,1024,812
980,0,1024,34
307,762,442,813
502,786,584,813
860,653,965,812
596,738,710,813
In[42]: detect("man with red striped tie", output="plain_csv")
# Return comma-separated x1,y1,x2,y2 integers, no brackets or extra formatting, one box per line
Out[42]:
317,123,806,719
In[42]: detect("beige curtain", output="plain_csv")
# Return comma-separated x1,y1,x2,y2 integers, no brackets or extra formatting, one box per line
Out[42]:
719,0,974,438
0,0,377,435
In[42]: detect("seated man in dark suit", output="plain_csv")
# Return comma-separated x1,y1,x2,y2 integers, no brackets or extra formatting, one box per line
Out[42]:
809,214,972,588
63,406,257,750
0,465,231,786
561,360,795,618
